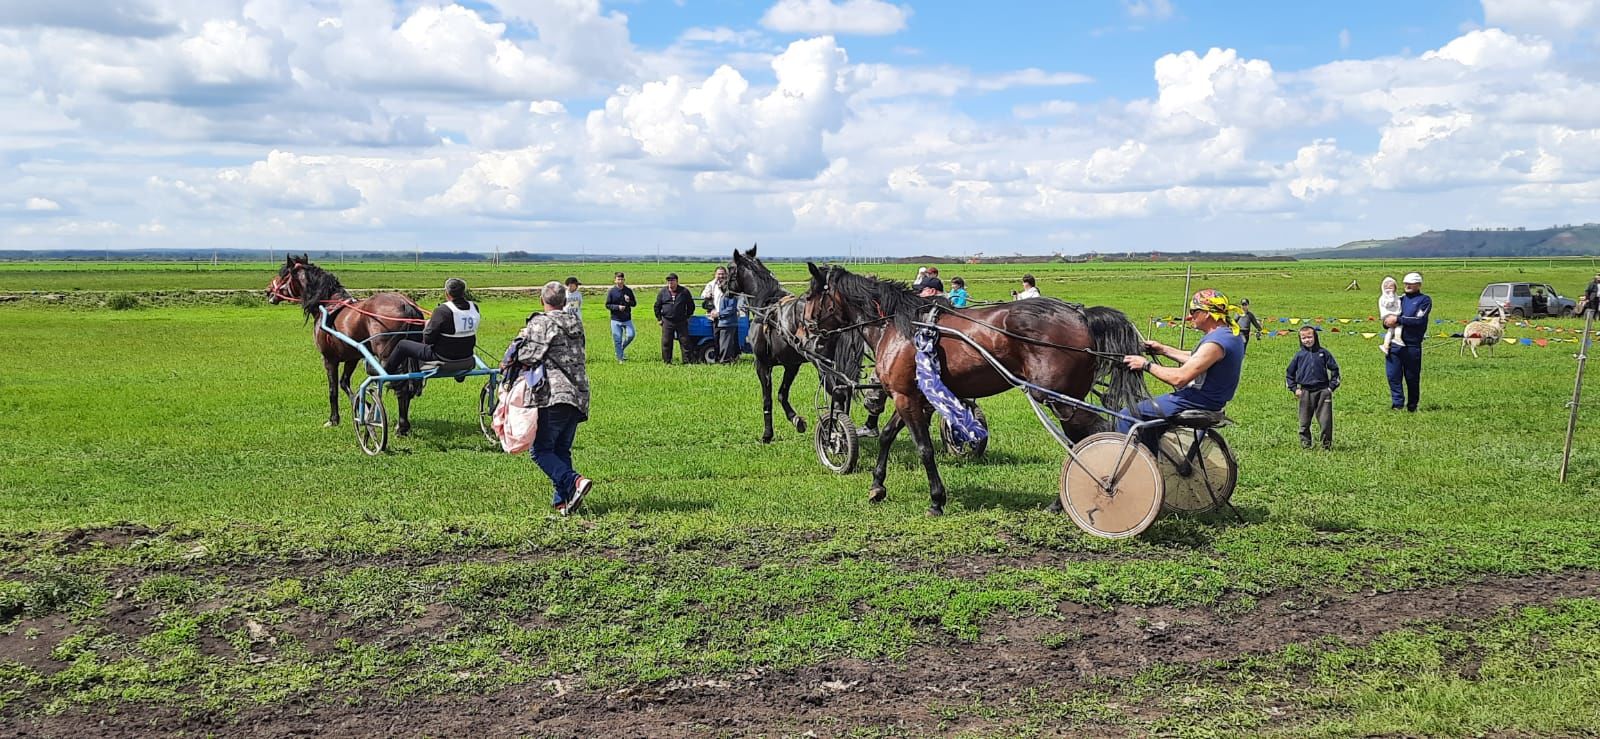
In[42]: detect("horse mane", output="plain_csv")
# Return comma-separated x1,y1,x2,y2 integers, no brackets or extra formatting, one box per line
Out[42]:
295,261,352,322
731,249,788,306
823,265,933,339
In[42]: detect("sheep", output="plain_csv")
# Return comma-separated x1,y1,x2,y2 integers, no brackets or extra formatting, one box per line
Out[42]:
1461,308,1506,358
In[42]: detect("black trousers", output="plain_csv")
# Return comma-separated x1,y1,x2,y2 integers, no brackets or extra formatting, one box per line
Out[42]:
715,325,739,362
660,319,691,363
385,339,436,374
1297,386,1333,448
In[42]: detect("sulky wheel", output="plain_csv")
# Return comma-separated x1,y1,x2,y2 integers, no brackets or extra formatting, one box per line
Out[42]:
478,379,499,445
938,401,989,459
1059,432,1163,539
1154,429,1238,514
814,411,860,474
354,382,389,455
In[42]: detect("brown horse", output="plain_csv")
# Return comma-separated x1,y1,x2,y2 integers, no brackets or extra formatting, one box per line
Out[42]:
803,262,1150,516
267,255,424,433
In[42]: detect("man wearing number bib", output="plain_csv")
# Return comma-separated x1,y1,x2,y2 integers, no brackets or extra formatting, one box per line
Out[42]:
385,278,481,386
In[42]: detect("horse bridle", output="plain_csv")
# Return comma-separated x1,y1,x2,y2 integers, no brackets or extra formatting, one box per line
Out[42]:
267,263,306,303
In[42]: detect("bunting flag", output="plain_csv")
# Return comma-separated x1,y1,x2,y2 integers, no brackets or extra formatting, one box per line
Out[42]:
1148,315,1593,350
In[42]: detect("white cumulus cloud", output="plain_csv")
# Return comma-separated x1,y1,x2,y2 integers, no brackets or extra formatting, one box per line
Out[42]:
761,0,911,36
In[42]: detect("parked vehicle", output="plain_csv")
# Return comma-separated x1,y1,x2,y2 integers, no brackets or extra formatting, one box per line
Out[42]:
1477,282,1577,318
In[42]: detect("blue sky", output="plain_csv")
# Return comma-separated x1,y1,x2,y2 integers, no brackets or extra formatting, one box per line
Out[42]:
1,0,1597,257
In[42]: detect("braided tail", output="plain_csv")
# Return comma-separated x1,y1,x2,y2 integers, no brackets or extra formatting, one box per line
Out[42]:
1084,306,1152,412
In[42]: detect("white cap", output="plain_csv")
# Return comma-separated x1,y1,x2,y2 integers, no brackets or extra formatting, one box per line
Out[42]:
1403,272,1422,284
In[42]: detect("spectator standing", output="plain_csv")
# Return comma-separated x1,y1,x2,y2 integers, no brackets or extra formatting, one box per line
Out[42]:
1239,298,1264,350
700,266,728,313
1583,272,1600,317
515,281,594,516
715,287,742,363
1012,274,1040,300
604,272,637,362
948,277,970,308
1285,326,1340,450
563,276,582,316
912,267,928,290
1384,272,1431,412
654,272,695,363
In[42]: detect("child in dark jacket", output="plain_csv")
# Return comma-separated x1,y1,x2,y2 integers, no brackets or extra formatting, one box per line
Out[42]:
1286,326,1340,450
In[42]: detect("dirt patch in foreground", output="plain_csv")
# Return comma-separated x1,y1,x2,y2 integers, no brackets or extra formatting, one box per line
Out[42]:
10,570,1600,738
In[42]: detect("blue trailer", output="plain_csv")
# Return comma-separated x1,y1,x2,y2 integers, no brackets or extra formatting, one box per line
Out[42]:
685,315,752,363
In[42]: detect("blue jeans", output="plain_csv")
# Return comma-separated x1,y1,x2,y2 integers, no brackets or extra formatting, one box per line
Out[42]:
1385,344,1422,410
1115,394,1189,435
531,403,583,505
610,320,636,360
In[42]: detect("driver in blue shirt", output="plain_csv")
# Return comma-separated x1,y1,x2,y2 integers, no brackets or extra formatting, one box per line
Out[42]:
1118,288,1244,436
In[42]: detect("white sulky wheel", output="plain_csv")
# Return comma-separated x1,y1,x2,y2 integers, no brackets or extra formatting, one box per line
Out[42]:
1154,429,1238,514
1059,432,1163,539
354,383,389,455
814,411,860,474
938,401,989,460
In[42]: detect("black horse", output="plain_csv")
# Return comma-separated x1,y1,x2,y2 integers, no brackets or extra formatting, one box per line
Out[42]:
725,245,877,443
804,262,1150,515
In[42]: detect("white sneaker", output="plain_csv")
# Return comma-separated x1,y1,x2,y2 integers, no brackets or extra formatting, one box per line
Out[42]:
566,475,595,514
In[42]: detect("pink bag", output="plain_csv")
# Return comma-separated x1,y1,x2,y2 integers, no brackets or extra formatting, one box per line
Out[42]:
492,375,539,454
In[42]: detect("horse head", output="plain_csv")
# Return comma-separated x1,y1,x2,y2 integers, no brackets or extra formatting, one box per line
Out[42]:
268,254,310,304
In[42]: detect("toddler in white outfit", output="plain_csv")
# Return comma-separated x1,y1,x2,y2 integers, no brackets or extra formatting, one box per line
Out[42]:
1378,276,1403,353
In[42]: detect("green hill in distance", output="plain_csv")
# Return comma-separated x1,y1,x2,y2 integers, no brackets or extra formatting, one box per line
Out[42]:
1302,223,1600,259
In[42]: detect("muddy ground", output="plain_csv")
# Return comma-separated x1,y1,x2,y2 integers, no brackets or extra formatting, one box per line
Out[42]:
7,570,1597,738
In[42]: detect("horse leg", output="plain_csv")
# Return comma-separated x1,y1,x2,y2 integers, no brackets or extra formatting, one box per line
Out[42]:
324,359,342,427
777,363,806,434
1052,402,1104,444
869,411,904,503
757,360,776,444
893,397,946,516
395,385,412,436
339,361,358,410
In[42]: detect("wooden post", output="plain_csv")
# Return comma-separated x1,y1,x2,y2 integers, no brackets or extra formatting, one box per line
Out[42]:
1178,263,1193,350
1559,310,1593,482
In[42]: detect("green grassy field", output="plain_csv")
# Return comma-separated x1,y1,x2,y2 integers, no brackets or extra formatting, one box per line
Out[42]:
2,257,1597,735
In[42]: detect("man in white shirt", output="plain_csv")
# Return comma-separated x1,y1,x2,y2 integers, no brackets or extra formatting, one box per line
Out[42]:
1012,274,1040,300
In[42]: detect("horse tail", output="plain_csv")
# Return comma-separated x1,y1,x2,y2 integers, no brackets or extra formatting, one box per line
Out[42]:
1084,306,1151,411
825,327,866,397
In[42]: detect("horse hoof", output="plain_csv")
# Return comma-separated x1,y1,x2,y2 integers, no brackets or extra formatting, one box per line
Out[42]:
867,487,886,503
1045,498,1065,515
396,425,411,437
794,418,807,433
760,434,773,444
926,506,944,517
324,420,338,428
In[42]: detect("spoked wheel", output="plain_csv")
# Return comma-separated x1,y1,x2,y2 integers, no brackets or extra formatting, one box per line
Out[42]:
478,379,499,444
815,411,860,474
1060,432,1163,539
354,383,389,455
938,401,989,459
1154,429,1238,514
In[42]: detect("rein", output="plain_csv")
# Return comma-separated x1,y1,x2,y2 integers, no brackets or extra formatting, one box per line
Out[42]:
270,265,430,325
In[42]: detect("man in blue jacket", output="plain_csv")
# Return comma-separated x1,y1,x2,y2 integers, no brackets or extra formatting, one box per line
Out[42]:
1385,272,1432,412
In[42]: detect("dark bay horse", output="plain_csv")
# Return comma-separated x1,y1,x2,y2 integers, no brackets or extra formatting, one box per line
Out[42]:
267,255,424,433
804,262,1150,516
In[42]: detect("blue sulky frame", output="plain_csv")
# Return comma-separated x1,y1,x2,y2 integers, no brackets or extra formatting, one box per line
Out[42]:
319,306,501,455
